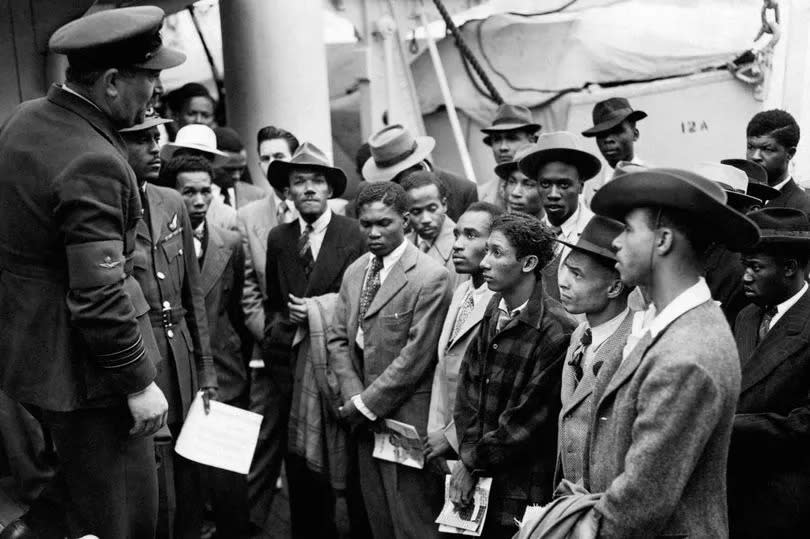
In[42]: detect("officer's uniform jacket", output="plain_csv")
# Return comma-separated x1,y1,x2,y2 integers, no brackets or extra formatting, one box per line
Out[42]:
134,183,216,423
0,85,159,410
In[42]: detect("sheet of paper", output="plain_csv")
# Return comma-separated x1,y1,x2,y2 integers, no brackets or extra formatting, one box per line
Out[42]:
372,418,424,469
435,475,492,536
175,392,262,474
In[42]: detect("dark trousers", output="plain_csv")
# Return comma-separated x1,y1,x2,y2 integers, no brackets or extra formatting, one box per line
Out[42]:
286,454,338,539
30,404,158,539
155,423,203,539
247,365,293,531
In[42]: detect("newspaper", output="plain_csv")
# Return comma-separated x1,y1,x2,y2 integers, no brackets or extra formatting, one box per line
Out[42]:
435,469,492,536
372,419,424,469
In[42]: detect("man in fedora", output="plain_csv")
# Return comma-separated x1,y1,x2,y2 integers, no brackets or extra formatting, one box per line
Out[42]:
479,104,541,207
722,158,780,209
212,126,266,209
555,215,633,487
518,131,600,301
0,6,184,537
261,142,366,538
587,167,758,536
746,109,810,214
495,145,546,220
729,207,810,538
363,124,478,221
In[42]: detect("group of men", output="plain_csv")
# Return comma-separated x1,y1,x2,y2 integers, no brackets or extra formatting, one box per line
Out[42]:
0,5,808,539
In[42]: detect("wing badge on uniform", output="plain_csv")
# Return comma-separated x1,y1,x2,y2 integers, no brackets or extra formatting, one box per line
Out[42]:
168,214,178,231
99,256,122,269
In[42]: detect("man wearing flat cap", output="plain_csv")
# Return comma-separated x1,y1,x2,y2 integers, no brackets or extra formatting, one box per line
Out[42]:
518,131,599,302
261,143,366,538
0,6,184,538
729,207,810,538
585,167,758,537
479,104,541,208
363,124,478,221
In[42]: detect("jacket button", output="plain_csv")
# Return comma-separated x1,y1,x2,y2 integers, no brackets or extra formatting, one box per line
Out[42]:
163,301,171,309
492,344,498,350
167,329,174,339
157,271,165,280
599,416,608,422
179,249,183,255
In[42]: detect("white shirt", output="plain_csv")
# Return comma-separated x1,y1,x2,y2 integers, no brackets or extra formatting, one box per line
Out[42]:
353,240,410,420
772,175,792,192
608,155,646,182
273,191,298,224
298,209,332,260
544,202,595,264
497,297,529,319
768,282,808,331
193,221,205,259
584,307,630,368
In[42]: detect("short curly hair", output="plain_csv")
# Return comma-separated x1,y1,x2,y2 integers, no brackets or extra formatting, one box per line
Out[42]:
746,109,800,149
490,212,556,275
158,155,214,189
356,182,409,215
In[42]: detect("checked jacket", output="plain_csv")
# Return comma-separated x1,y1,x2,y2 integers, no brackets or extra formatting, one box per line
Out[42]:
454,280,574,526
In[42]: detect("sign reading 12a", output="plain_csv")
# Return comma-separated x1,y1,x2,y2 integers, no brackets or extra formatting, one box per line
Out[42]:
681,120,709,134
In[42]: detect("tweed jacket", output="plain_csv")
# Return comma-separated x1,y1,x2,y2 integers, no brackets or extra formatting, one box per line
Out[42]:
585,300,741,538
409,216,465,292
200,222,247,404
766,177,810,215
134,185,216,423
427,279,494,449
327,242,451,433
0,85,158,410
729,288,810,537
556,311,633,486
263,214,366,365
454,282,574,526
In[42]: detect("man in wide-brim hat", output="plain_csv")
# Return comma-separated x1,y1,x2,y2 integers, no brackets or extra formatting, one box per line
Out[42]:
161,123,230,168
582,97,647,169
582,167,758,537
729,206,810,538
362,124,478,221
268,141,346,198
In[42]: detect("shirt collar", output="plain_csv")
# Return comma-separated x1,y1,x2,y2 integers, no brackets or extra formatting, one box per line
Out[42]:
610,155,645,170
648,278,712,338
298,208,332,234
61,84,102,112
775,282,808,317
772,176,792,192
588,307,630,350
375,239,408,270
497,297,529,318
542,201,591,238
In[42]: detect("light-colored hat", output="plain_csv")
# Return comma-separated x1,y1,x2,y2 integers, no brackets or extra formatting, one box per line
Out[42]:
720,158,779,201
119,106,172,133
160,124,229,167
518,131,602,182
268,142,346,198
362,124,435,183
691,162,762,209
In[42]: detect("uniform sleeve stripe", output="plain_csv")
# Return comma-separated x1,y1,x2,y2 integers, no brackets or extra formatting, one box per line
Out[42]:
98,335,146,369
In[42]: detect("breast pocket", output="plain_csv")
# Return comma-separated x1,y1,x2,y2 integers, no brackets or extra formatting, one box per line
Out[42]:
160,232,185,292
378,309,413,354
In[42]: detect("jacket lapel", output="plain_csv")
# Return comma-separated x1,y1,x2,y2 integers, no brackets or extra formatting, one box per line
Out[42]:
735,305,760,367
305,217,346,296
251,197,277,258
448,287,492,348
146,185,168,247
432,217,456,264
741,288,810,393
199,225,230,296
595,329,653,408
364,243,416,320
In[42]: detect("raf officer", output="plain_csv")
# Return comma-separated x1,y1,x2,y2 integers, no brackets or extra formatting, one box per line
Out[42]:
0,7,184,538
121,117,218,539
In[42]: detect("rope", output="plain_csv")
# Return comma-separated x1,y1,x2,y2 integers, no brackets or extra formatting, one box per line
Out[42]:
431,0,504,104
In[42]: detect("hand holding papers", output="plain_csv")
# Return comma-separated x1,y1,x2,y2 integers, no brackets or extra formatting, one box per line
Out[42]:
175,392,262,474
436,464,492,536
372,419,424,469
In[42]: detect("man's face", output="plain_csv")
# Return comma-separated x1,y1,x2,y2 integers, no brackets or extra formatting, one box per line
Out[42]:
746,135,795,185
488,130,533,164
358,201,407,257
217,150,248,188
612,208,655,287
480,230,532,293
123,126,161,185
288,169,332,221
110,69,160,128
741,251,791,306
406,184,447,242
179,96,215,127
258,138,293,178
595,121,637,168
538,161,582,226
504,170,543,217
558,249,617,315
177,171,213,228
452,210,491,275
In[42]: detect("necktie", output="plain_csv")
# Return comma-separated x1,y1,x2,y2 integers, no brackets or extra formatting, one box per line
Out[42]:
298,224,315,277
221,187,231,206
450,289,475,343
757,305,777,343
568,327,592,385
359,256,384,325
277,200,292,224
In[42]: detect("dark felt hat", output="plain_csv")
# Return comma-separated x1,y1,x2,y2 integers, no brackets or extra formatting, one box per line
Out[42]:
591,167,760,251
518,131,602,182
268,142,346,198
720,158,780,201
49,6,185,71
557,215,624,262
746,207,810,245
582,97,647,137
481,104,541,145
